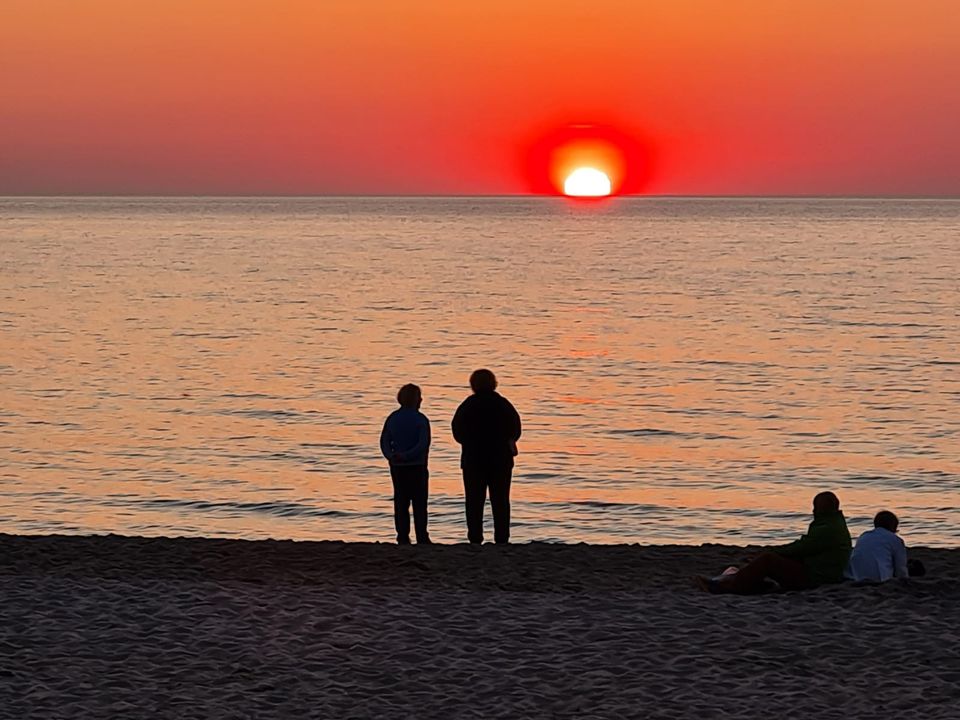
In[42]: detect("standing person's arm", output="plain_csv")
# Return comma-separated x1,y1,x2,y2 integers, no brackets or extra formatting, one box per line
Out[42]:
451,402,465,444
893,538,909,579
509,401,522,441
380,417,393,461
406,414,431,460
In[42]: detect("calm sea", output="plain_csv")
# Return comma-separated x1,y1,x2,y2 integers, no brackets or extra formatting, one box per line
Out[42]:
1,198,958,546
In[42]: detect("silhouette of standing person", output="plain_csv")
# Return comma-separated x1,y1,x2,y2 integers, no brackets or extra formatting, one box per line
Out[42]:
379,383,432,545
451,369,522,544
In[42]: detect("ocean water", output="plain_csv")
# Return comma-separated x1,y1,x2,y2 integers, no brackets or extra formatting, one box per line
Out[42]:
1,197,958,546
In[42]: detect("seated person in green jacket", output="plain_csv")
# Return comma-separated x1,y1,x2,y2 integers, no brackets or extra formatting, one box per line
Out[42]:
698,491,852,594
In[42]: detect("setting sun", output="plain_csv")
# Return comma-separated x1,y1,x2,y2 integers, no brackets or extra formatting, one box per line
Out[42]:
563,167,612,197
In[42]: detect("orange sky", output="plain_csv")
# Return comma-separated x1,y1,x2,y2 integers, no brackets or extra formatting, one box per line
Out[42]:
2,1,958,195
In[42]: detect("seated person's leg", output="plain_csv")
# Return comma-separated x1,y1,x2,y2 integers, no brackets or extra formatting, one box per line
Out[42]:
761,553,809,591
716,552,808,594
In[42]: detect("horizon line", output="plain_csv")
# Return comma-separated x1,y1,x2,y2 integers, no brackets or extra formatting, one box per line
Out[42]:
3,193,960,201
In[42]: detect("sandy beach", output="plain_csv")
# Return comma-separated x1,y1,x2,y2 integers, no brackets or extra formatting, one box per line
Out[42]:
0,535,957,719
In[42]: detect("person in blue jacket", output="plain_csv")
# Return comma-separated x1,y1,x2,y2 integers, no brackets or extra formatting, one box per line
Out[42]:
380,383,432,544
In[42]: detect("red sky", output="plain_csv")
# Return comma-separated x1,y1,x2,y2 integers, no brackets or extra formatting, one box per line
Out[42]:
2,1,958,195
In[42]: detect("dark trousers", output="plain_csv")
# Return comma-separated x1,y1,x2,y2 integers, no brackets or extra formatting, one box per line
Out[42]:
718,552,810,594
390,465,429,544
462,466,512,544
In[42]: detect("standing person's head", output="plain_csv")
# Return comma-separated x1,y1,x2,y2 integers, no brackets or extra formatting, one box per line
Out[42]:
397,383,422,409
812,491,840,515
469,368,497,394
874,510,899,533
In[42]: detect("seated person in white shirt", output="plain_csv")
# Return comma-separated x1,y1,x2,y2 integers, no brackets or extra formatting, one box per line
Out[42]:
846,510,909,583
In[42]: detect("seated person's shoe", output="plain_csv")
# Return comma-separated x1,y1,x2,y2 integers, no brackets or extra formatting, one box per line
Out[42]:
694,575,721,593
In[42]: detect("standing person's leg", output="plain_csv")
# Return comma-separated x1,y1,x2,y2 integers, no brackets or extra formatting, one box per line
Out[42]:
462,467,487,544
488,467,512,544
390,465,412,544
411,466,431,543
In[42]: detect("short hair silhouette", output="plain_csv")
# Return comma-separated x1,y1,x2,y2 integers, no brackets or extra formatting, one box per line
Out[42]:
813,491,840,513
469,369,497,393
397,383,421,408
874,510,899,532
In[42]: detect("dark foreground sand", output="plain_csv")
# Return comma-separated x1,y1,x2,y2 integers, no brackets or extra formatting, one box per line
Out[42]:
0,535,958,719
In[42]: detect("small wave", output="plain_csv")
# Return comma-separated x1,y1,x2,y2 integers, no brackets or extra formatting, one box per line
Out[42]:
170,332,243,339
299,442,365,450
608,428,737,440
609,428,683,437
219,408,314,422
522,498,662,512
118,497,349,519
835,320,937,328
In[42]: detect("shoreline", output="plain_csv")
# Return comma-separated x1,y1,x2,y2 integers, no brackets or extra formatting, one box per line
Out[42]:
1,532,957,592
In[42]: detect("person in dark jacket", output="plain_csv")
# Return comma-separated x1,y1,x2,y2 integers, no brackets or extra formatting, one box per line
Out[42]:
697,491,852,594
451,369,521,544
380,383,432,545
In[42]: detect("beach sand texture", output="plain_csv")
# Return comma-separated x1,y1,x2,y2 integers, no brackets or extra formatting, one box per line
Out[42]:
1,535,958,719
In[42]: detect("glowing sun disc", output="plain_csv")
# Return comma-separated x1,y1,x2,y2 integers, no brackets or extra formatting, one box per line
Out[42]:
563,167,611,197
